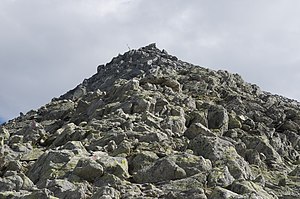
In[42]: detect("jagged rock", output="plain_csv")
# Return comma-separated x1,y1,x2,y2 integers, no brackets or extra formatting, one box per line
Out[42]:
92,151,130,179
207,166,235,187
0,171,35,192
164,188,207,199
22,189,57,199
208,105,229,132
1,44,300,198
241,136,283,166
5,160,23,172
166,152,212,176
91,186,120,199
93,173,127,188
26,149,78,185
289,166,300,176
188,135,234,162
73,158,104,182
133,158,186,183
129,150,159,173
159,172,208,196
208,186,243,199
50,123,87,147
228,113,242,129
21,148,44,161
229,180,277,199
45,179,85,198
184,122,214,139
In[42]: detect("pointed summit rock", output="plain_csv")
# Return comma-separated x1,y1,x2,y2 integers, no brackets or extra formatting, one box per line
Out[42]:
1,44,300,198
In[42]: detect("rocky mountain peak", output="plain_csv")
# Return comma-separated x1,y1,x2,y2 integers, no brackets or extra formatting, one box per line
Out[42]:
1,44,300,198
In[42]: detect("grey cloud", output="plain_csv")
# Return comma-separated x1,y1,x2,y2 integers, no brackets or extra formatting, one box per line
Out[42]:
1,0,300,121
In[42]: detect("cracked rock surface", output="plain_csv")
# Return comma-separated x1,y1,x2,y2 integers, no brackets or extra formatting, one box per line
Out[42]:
1,43,300,198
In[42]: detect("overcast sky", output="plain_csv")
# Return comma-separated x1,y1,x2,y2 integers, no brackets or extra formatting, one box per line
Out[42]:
1,0,300,122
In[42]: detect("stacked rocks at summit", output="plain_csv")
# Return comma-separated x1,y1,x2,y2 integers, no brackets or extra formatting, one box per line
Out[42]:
1,44,300,198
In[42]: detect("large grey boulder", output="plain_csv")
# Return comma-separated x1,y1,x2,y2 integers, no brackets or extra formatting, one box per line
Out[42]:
45,179,86,199
73,158,104,182
208,105,229,132
133,158,186,183
26,149,77,185
92,151,130,179
242,136,283,166
188,135,234,162
166,152,212,176
208,186,243,199
229,180,277,199
129,150,159,173
207,166,235,187
159,172,208,196
184,122,214,139
189,135,253,180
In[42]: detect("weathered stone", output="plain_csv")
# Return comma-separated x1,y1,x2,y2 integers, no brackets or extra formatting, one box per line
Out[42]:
289,166,300,176
164,188,207,199
51,123,87,147
91,186,120,199
228,113,242,129
73,158,104,182
93,173,126,188
166,152,212,176
229,180,276,199
26,149,76,185
133,158,186,183
61,141,89,155
207,166,235,187
0,171,34,192
129,150,159,173
242,136,283,165
208,186,243,199
188,135,233,162
45,179,81,198
208,105,229,132
184,122,214,139
92,151,130,179
22,188,57,199
21,148,44,161
159,172,208,194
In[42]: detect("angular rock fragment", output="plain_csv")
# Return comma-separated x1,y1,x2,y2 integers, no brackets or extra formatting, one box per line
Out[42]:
73,158,104,182
133,158,186,183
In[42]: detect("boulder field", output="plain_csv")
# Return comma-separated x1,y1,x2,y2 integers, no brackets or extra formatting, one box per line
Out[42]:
1,44,300,198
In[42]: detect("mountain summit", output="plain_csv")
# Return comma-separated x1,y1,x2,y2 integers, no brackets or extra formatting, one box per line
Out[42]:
1,44,300,198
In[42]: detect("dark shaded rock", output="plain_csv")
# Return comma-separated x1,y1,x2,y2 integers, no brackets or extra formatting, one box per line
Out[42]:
208,105,229,132
73,158,104,182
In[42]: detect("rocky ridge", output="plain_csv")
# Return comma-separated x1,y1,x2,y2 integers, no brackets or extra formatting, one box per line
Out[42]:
1,43,300,198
